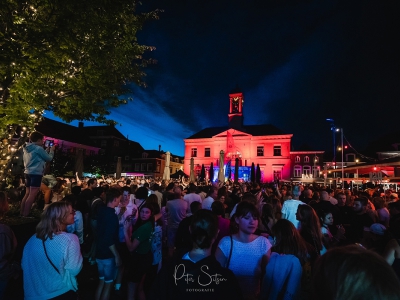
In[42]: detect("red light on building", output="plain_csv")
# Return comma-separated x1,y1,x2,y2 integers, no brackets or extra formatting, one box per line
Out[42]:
373,167,377,171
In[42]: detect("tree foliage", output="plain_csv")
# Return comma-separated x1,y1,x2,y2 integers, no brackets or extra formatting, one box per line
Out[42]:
0,0,159,131
0,0,159,181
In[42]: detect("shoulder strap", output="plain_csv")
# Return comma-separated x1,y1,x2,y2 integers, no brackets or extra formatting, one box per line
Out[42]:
43,239,60,274
226,235,233,268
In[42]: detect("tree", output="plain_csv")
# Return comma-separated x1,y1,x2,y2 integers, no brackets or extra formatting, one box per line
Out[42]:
0,0,159,180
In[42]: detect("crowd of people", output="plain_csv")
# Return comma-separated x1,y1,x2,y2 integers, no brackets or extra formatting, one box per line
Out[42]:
1,132,400,299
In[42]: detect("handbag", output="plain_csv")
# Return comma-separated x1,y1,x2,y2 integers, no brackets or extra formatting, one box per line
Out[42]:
225,235,233,268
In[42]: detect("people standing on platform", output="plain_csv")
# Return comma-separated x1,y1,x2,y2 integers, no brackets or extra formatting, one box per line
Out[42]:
20,131,55,217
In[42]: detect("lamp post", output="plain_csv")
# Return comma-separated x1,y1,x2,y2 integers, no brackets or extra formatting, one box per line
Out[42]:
355,158,359,190
326,119,336,175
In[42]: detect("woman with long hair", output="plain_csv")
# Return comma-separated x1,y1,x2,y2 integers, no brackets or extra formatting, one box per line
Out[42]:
124,203,156,300
22,202,83,300
152,209,242,299
216,201,272,300
259,219,308,300
296,205,325,261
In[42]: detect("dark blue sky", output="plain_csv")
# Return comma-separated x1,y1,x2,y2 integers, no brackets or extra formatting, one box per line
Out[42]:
48,0,400,156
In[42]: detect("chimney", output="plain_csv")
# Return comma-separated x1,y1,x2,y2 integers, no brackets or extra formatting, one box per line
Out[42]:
158,145,161,152
78,122,84,128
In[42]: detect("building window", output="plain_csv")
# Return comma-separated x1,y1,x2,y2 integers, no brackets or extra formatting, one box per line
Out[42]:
175,158,179,162
142,152,148,158
101,140,107,147
90,150,95,156
294,165,302,177
313,166,319,178
304,156,310,163
134,163,140,171
147,163,153,171
257,146,264,156
273,170,281,181
303,165,311,175
113,140,119,147
295,156,300,163
273,146,281,156
204,148,211,157
141,163,146,171
191,148,197,157
125,156,130,161
156,164,160,172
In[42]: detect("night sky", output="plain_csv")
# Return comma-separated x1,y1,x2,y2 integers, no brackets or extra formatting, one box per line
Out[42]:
47,0,400,157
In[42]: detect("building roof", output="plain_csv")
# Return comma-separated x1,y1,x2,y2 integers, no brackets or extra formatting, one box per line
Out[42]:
186,124,286,139
80,125,127,140
36,118,98,147
142,149,184,161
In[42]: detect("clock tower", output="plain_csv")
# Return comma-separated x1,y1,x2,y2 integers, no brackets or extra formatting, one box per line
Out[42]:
228,88,244,129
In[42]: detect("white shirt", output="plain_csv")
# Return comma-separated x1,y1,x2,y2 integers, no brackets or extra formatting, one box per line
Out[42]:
183,193,202,216
202,196,214,210
281,199,304,230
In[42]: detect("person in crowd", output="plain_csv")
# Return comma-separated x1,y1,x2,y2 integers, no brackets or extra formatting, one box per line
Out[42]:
296,205,325,260
373,196,390,228
22,202,83,299
175,201,202,255
0,192,19,298
260,219,307,300
202,186,218,210
151,183,163,209
336,192,353,225
318,209,345,249
259,203,277,236
151,209,243,300
63,194,84,245
302,188,313,204
166,186,188,257
325,188,338,205
211,200,231,254
87,186,106,265
95,188,122,300
124,203,156,300
40,174,58,209
216,201,271,300
134,186,149,211
20,131,55,217
114,186,138,295
281,185,304,229
183,183,202,216
347,196,375,244
311,245,400,300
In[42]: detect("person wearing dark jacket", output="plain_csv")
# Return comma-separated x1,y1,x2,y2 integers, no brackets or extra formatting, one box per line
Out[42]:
151,210,243,300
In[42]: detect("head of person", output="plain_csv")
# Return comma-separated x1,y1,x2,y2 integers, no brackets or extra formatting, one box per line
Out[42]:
146,194,160,214
151,183,160,192
304,189,313,198
121,186,131,205
87,178,97,189
296,205,322,238
372,197,386,210
336,192,347,207
272,219,308,265
388,201,400,216
134,203,155,231
233,201,259,234
353,196,368,214
320,191,329,201
190,209,219,250
29,131,44,144
106,188,122,208
311,245,400,300
173,186,182,199
207,186,218,199
292,186,301,199
135,186,148,200
190,201,202,215
241,192,257,206
261,203,274,222
62,194,78,209
318,209,333,227
211,200,225,217
0,191,9,218
36,202,75,240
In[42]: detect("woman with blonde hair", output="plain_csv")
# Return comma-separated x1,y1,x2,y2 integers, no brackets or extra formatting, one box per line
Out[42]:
22,202,83,300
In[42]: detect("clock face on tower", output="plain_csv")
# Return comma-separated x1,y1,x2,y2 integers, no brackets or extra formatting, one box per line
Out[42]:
232,97,240,113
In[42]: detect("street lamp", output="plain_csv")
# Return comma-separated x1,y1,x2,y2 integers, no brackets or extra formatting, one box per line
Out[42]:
327,119,344,186
355,158,359,190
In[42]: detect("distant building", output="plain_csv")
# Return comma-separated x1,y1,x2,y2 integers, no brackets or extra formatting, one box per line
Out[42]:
184,89,293,182
290,151,324,182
